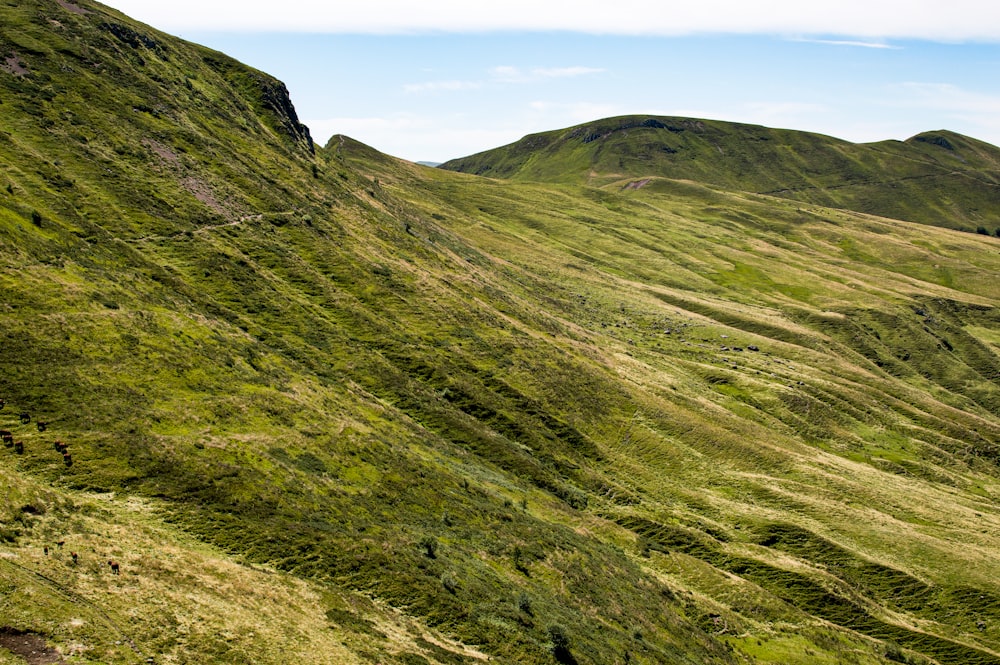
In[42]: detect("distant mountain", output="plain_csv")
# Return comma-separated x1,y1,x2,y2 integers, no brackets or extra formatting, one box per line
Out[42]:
416,160,443,167
2,3,1000,665
441,116,1000,232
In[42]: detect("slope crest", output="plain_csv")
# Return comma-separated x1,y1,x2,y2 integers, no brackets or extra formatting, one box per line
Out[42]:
441,114,1000,232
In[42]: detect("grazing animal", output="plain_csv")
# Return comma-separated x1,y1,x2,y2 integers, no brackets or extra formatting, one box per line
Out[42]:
108,560,120,575
63,453,73,467
2,433,12,446
36,421,47,432
44,546,49,556
71,552,79,564
19,412,30,424
13,441,24,454
56,541,64,549
54,441,67,452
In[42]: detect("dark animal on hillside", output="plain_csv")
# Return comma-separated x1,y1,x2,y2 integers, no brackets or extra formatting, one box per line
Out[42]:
63,453,73,467
56,541,64,549
13,441,24,454
36,421,47,432
0,430,10,438
44,546,49,556
19,412,30,424
71,552,79,564
54,441,68,453
2,432,12,446
108,560,120,575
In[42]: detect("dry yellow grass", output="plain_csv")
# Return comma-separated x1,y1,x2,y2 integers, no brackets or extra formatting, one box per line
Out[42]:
0,471,490,664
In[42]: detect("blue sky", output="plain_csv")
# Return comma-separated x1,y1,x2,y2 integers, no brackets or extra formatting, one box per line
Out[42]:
102,1,1000,163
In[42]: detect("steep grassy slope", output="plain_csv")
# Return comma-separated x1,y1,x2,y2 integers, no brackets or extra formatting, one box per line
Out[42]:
440,116,1000,233
338,141,1000,664
2,2,1000,664
1,466,493,665
0,3,742,663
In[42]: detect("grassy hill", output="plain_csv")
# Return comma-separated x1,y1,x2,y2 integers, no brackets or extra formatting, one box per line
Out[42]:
439,116,1000,233
2,2,1000,664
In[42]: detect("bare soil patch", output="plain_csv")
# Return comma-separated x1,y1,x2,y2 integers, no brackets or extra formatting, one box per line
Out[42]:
0,628,66,664
55,0,90,15
2,55,29,77
623,178,652,190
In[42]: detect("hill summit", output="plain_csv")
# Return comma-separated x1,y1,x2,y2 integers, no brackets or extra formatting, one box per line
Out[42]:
2,3,1000,664
441,115,1000,232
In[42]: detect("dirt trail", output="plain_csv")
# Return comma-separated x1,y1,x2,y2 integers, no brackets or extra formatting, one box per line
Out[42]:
124,211,299,244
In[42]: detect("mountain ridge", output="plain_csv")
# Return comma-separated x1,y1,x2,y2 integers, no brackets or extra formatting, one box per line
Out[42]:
440,115,1000,232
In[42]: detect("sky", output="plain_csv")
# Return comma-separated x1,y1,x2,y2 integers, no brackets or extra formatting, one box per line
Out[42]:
100,1,1000,163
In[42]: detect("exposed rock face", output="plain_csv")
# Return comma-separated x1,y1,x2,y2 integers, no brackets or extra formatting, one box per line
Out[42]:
577,117,704,143
914,133,955,151
202,51,314,154
255,75,314,154
100,21,163,53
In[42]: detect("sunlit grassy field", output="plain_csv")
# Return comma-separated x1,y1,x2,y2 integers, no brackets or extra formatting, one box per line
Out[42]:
1,2,999,663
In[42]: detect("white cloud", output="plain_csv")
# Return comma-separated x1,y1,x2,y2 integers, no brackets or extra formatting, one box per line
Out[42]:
490,66,522,82
102,0,1000,40
403,66,604,93
896,82,1000,114
528,100,624,119
403,80,482,93
790,38,902,49
491,66,605,83
532,67,607,78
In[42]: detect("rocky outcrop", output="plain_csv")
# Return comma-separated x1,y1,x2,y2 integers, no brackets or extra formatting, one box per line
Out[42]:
914,133,956,151
255,75,314,154
202,51,314,154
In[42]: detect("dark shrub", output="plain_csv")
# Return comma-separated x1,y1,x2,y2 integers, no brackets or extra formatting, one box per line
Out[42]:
419,535,438,558
516,592,533,615
548,624,570,652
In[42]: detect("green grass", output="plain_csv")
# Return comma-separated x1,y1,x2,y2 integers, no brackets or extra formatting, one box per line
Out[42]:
0,2,999,663
440,116,1000,232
